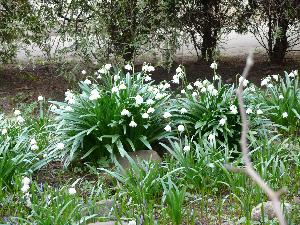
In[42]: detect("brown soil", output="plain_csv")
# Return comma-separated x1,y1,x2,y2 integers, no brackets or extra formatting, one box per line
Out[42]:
1,54,300,112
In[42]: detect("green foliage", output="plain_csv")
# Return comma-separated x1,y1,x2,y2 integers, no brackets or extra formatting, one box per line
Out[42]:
258,71,300,134
165,187,185,225
50,65,172,165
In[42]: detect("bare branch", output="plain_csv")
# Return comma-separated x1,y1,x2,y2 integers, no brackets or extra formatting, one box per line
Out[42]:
234,52,287,225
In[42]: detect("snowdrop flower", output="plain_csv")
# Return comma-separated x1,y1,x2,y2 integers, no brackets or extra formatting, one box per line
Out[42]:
142,113,149,119
21,184,30,193
172,75,180,84
163,112,172,119
99,68,107,74
125,64,132,71
164,125,171,132
105,64,112,70
239,77,249,87
68,187,76,195
56,142,65,150
288,70,298,78
200,87,207,93
147,65,155,72
211,89,218,96
135,95,143,105
202,79,209,85
147,107,155,114
1,128,7,135
142,64,155,72
272,75,279,81
145,75,152,82
22,177,31,185
279,94,284,99
146,99,154,105
213,75,220,80
246,108,253,114
178,125,185,132
14,110,21,116
256,109,263,115
176,66,183,73
183,145,190,152
119,82,126,90
89,89,101,100
230,105,238,114
38,96,44,101
121,109,131,116
114,75,120,81
97,74,102,79
181,89,186,94
192,91,198,97
187,84,193,90
163,83,171,89
16,116,25,124
84,79,92,85
129,120,137,127
155,92,164,100
111,86,119,93
210,61,218,70
194,81,202,88
282,112,288,118
30,138,37,145
81,70,87,75
207,84,214,92
219,118,227,126
128,221,136,225
180,108,187,114
208,133,215,142
261,77,271,86
31,144,38,150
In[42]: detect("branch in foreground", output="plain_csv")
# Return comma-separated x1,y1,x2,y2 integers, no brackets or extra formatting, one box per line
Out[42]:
233,52,287,225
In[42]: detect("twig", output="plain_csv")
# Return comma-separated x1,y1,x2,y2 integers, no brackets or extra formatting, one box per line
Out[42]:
235,52,287,225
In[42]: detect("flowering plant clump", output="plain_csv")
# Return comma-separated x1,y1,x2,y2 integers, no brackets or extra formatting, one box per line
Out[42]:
50,64,172,165
258,70,300,134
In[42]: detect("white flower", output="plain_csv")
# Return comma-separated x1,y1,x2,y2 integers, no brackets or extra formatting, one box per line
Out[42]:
213,75,220,80
14,110,21,116
246,108,253,114
111,86,119,93
192,92,198,97
256,109,263,115
230,105,238,114
148,66,155,72
146,99,154,105
155,92,164,100
147,107,155,114
84,79,92,85
30,138,37,145
38,96,44,101
89,89,101,101
288,70,298,78
135,95,143,105
81,70,87,75
202,79,209,85
200,87,207,93
145,75,152,82
183,145,190,152
194,81,202,88
129,120,137,127
187,84,193,90
31,144,38,150
177,125,185,132
128,220,136,225
279,94,284,99
1,128,7,135
121,109,131,116
68,187,76,195
16,116,25,124
125,64,132,71
99,68,107,74
97,74,102,79
207,84,214,92
261,77,271,86
211,89,218,96
210,61,218,70
142,64,155,72
239,77,249,87
105,64,112,70
181,89,186,94
172,75,180,84
272,75,279,81
219,118,226,126
142,113,149,119
164,125,171,132
118,82,126,90
22,177,31,185
208,133,215,142
114,75,120,81
180,108,187,114
282,112,288,118
21,184,30,193
176,67,183,73
163,83,171,89
56,142,65,150
163,112,172,119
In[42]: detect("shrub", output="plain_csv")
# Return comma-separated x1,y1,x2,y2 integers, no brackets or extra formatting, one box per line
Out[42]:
258,71,300,134
50,64,172,165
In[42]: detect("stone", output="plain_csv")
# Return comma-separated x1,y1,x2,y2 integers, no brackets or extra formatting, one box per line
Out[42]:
116,150,161,170
251,201,292,221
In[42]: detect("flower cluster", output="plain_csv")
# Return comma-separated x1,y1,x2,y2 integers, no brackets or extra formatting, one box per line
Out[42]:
21,177,32,207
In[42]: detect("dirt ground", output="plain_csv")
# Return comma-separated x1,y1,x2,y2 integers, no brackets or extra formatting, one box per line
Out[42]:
1,53,300,112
